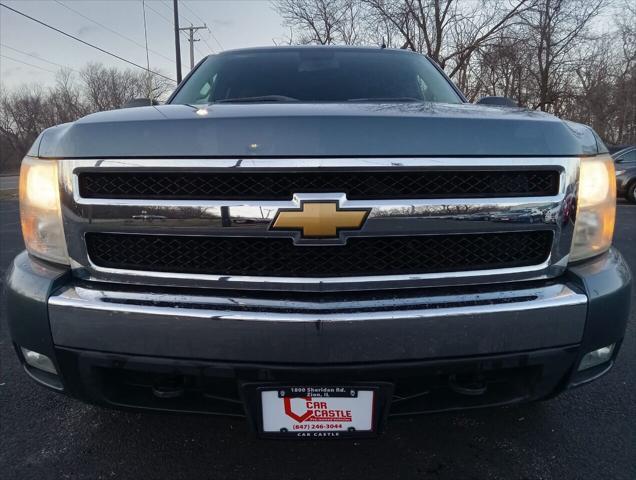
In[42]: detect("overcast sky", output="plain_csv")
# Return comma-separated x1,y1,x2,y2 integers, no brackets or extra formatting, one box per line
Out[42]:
0,0,620,92
0,0,286,89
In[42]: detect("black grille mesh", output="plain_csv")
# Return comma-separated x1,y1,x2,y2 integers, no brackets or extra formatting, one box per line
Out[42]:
86,231,553,277
79,170,559,200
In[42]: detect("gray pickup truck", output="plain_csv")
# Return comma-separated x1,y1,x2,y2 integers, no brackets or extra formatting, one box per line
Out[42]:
7,47,631,439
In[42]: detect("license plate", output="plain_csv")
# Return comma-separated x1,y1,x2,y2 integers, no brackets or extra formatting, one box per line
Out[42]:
260,386,376,438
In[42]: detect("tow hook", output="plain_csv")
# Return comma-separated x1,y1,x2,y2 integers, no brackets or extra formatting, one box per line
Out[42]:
152,376,184,399
448,374,488,396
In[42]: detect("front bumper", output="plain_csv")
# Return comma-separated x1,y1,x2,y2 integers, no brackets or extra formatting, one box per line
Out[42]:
6,248,632,416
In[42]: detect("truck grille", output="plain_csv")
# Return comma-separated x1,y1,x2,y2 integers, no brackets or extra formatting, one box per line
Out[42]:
86,231,553,277
64,157,574,291
78,170,559,200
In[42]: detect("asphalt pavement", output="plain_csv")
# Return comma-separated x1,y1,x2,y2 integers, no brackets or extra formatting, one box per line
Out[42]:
1,198,634,480
0,175,18,192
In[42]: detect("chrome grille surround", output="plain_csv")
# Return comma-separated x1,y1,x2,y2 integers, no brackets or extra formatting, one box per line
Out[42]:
59,157,579,292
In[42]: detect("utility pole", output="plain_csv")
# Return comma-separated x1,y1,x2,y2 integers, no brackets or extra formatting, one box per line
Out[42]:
179,24,207,70
172,0,182,83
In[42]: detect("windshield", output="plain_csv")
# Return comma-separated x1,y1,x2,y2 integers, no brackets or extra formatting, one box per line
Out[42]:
170,48,463,105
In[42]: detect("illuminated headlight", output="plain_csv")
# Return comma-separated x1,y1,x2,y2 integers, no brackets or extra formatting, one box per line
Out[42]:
20,347,58,375
569,155,616,262
578,344,615,371
19,157,69,265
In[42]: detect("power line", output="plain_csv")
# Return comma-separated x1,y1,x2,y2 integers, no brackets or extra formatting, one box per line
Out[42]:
178,24,207,69
180,1,206,25
200,37,216,54
1,54,57,74
208,30,224,51
141,0,152,99
1,43,79,72
180,1,224,51
145,1,175,26
53,0,174,64
162,0,194,26
158,0,209,55
0,2,176,83
149,0,187,37
172,1,217,55
154,1,207,59
184,33,206,59
192,41,206,58
141,1,151,72
145,1,192,49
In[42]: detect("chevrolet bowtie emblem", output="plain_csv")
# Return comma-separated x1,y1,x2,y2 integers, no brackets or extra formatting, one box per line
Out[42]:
271,201,370,238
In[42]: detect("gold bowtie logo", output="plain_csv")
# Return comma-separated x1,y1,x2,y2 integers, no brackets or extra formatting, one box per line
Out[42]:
271,201,370,238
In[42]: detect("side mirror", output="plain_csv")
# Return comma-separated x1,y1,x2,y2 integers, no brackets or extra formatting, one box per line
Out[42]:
121,98,160,109
476,96,517,107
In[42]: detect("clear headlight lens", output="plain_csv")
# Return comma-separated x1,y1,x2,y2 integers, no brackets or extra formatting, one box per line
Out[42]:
19,157,69,265
570,155,616,262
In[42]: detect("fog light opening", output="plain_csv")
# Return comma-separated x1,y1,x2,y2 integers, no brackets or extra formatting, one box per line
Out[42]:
578,344,615,371
20,347,58,375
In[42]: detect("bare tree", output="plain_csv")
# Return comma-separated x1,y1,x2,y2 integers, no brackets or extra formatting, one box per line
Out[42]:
0,85,56,160
521,0,605,111
79,63,172,111
81,63,140,111
275,0,364,44
0,63,173,173
49,69,89,123
275,0,537,81
468,33,533,103
337,0,365,44
273,0,632,145
360,0,535,78
612,0,636,144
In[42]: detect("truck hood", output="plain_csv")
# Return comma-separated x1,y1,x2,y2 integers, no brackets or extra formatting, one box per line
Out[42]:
35,102,600,158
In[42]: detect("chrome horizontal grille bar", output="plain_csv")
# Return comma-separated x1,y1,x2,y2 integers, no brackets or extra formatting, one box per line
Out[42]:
77,169,560,200
59,157,579,292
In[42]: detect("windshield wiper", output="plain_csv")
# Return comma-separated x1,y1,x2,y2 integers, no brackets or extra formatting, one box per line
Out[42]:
346,97,423,103
214,95,299,103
